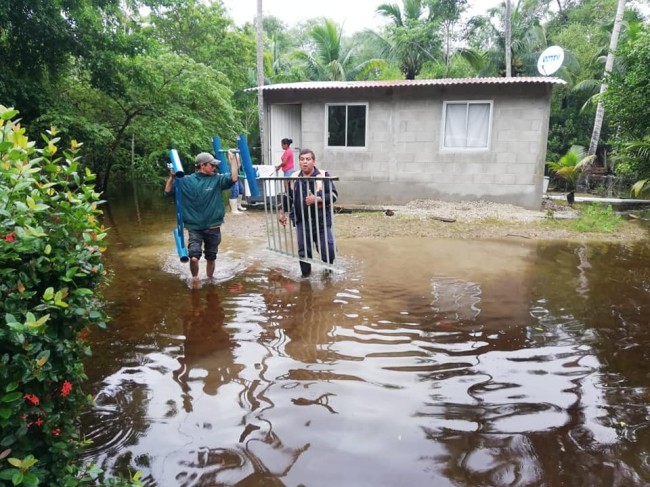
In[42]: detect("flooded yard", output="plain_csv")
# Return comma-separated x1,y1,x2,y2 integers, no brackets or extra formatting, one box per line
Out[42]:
81,186,650,486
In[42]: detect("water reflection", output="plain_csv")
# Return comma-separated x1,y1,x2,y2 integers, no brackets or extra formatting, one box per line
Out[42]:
82,186,650,486
173,288,239,411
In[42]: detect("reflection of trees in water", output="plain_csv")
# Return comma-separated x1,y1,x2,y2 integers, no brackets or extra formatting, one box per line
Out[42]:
430,426,644,486
417,242,650,486
533,242,650,425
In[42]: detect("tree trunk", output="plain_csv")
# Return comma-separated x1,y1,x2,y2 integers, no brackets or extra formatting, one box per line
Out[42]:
256,0,265,164
505,0,512,77
588,0,626,158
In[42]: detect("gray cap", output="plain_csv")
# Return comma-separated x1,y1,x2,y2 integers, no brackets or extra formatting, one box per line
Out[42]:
195,152,218,166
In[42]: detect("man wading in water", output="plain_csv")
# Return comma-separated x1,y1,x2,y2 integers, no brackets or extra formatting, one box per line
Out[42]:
165,151,238,281
278,149,337,278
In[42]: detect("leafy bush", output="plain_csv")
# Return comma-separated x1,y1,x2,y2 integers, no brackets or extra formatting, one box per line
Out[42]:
572,204,622,233
0,105,131,485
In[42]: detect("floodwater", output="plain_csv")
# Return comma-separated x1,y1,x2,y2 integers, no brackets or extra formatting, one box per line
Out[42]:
82,185,650,486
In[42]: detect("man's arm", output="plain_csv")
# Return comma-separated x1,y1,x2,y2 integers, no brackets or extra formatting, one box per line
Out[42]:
227,150,239,183
164,170,174,196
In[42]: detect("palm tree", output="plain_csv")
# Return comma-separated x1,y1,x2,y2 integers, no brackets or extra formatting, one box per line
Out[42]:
372,0,442,79
292,19,384,81
587,0,626,157
547,145,596,192
461,0,547,77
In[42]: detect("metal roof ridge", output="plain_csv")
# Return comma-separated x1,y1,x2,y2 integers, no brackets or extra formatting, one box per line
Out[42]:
252,77,567,91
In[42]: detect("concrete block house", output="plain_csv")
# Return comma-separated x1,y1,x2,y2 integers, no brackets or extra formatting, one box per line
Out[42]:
260,77,564,209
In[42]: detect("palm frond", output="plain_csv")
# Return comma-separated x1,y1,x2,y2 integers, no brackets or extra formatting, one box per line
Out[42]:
376,3,404,26
631,179,650,198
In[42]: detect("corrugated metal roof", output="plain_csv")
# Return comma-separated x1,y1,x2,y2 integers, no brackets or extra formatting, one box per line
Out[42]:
257,77,566,92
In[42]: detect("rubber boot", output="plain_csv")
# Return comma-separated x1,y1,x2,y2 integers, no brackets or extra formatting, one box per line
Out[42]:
237,195,247,211
300,261,312,278
229,199,242,215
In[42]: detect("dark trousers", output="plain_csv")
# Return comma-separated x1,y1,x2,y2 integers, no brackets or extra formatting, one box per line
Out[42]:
296,222,335,276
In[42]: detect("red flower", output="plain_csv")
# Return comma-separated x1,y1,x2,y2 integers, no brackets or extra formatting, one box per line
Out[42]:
1,233,16,242
61,381,73,398
52,428,61,436
34,418,43,427
24,394,40,406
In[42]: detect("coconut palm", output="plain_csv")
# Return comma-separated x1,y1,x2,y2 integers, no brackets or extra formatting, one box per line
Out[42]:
460,0,548,77
292,19,384,81
587,0,627,156
370,0,442,79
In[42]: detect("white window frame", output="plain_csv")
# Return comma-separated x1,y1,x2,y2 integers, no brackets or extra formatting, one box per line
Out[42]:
441,100,493,151
325,102,369,149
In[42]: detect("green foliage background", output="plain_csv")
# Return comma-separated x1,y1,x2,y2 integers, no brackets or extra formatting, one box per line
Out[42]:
1,0,648,191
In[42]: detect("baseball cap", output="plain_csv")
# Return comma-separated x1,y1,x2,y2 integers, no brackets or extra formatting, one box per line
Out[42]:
195,152,218,166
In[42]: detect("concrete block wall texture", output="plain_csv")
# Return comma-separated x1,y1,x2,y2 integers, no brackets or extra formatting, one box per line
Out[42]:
266,83,553,209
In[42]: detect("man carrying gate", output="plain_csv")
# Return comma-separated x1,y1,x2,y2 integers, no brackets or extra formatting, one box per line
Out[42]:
278,149,338,278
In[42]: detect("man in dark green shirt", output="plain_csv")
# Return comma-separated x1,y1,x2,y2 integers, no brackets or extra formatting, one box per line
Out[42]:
165,151,237,280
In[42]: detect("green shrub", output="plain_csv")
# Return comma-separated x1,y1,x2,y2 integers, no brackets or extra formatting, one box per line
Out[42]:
572,204,622,233
0,105,121,485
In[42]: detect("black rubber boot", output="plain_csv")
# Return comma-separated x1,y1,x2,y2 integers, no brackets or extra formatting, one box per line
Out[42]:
300,261,312,278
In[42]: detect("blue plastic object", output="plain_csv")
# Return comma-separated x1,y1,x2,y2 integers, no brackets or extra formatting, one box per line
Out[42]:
237,134,259,197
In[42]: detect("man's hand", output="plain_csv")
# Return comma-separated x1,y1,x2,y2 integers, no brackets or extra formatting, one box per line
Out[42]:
305,194,321,206
227,150,239,182
279,211,288,226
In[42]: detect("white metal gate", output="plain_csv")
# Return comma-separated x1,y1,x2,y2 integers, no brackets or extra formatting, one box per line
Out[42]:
258,175,341,274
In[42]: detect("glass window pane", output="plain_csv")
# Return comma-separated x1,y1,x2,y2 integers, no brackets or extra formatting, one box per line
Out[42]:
327,106,346,146
467,103,490,147
347,105,366,147
444,104,467,148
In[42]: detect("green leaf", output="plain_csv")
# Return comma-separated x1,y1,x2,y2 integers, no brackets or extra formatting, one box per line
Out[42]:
0,469,17,480
7,458,21,468
27,314,49,329
12,470,23,485
1,109,19,120
5,383,18,393
22,473,38,487
20,456,37,469
44,244,51,255
0,409,12,419
1,392,22,403
43,288,54,301
26,197,36,210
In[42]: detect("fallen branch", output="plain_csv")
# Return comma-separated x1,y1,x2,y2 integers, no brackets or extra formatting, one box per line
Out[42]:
430,216,456,223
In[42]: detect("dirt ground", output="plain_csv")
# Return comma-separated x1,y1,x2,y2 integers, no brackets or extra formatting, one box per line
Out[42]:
230,198,649,243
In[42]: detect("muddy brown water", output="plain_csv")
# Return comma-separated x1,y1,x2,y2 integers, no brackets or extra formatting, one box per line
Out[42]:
81,186,650,486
